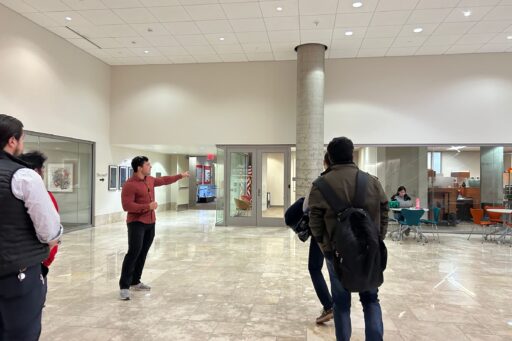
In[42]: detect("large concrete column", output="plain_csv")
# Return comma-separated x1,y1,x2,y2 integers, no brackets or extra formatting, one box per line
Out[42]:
481,146,504,205
295,43,327,198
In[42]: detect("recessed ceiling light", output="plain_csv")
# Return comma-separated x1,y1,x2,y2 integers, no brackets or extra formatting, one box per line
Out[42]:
507,35,512,40
463,10,472,17
219,37,225,41
413,27,423,33
276,7,283,11
65,16,72,21
345,31,353,36
144,50,149,54
352,2,363,8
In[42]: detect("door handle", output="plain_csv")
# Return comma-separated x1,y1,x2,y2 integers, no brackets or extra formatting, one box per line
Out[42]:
258,189,261,197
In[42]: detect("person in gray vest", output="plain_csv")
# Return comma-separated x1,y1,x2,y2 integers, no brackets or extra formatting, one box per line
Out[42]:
0,114,62,340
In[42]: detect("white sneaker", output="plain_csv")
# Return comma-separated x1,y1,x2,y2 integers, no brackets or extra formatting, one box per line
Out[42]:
130,282,151,291
119,289,131,300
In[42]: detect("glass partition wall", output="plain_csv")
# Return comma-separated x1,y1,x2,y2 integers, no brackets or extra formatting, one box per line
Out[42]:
24,131,94,230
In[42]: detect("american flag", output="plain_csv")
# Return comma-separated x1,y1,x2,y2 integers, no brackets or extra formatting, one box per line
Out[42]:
246,164,252,201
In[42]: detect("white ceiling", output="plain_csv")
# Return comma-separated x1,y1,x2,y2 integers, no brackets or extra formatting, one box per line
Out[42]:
2,0,512,65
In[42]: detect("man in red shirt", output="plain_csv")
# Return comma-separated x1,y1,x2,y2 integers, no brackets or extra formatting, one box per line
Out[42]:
119,156,190,300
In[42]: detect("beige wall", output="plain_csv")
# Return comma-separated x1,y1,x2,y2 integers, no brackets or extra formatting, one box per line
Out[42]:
441,151,481,178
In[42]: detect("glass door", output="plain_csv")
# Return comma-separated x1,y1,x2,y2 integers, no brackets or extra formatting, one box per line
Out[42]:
257,148,291,226
226,148,257,226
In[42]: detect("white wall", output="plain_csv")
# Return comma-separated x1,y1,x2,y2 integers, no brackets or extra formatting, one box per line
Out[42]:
266,153,284,206
441,151,481,178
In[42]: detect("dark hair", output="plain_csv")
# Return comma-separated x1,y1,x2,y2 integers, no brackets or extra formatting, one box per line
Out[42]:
18,151,47,170
323,152,331,168
327,137,354,164
131,156,148,172
0,114,24,149
397,186,407,194
392,186,411,201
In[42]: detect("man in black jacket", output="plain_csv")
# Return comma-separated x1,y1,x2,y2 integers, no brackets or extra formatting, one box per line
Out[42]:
0,114,62,340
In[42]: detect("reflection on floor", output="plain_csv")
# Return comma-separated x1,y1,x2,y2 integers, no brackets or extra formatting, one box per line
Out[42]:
262,206,284,218
41,210,512,341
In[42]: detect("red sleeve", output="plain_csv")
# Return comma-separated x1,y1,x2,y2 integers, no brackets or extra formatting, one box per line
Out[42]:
42,245,58,267
48,192,59,212
154,174,183,187
121,182,150,213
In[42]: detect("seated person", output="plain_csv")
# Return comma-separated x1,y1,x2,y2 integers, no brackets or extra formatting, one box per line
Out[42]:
391,186,413,235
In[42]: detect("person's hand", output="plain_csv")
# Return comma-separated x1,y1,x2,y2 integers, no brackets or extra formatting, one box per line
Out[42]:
181,171,190,178
149,201,158,210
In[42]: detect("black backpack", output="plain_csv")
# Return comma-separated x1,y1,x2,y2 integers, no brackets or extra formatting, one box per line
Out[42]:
284,197,311,242
313,171,387,292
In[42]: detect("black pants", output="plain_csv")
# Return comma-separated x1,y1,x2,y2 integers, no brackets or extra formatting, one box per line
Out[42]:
119,222,155,289
0,264,47,341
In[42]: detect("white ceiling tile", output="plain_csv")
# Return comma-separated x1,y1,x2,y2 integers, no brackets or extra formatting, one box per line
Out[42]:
246,52,274,61
415,45,450,54
300,15,335,29
214,43,244,53
205,32,238,44
299,0,338,15
416,0,459,9
330,38,363,49
142,56,172,64
66,24,104,37
130,23,170,36
194,54,222,63
357,48,388,57
458,0,500,7
489,32,512,43
145,35,180,46
67,38,101,49
407,8,451,24
221,2,262,19
376,0,419,11
371,11,411,26
130,47,163,56
163,21,201,34
148,6,191,22
229,18,267,32
185,45,217,54
445,44,482,54
332,27,366,40
158,46,189,55
335,12,373,27
109,56,144,64
196,20,233,34
94,24,139,37
273,51,296,60
268,30,300,42
0,0,38,13
169,55,196,64
423,34,462,45
90,37,123,48
47,26,81,39
387,46,419,56
337,0,379,13
103,48,136,57
392,35,427,47
242,42,272,53
175,34,210,45
78,10,124,25
22,12,61,27
45,11,93,26
101,0,143,8
300,29,331,44
328,48,358,58
114,8,157,23
139,0,181,6
184,4,226,20
456,33,496,44
477,43,509,52
501,0,512,5
364,25,402,38
444,7,493,22
115,36,152,47
469,21,511,33
399,23,440,36
236,31,270,43
361,37,394,49
433,22,475,35
24,0,70,11
271,41,299,52
259,0,299,17
264,16,299,31
219,53,248,62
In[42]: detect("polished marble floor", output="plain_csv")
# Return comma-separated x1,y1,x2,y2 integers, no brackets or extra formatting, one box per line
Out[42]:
41,210,512,341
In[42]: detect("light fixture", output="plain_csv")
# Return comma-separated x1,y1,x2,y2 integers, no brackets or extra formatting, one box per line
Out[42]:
345,31,353,36
413,27,423,33
507,35,512,40
276,6,283,11
352,1,363,8
144,50,149,54
65,16,72,21
463,10,472,17
219,37,225,41
447,146,466,152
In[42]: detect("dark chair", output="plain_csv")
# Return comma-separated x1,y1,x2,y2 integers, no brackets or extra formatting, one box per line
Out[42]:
393,209,427,243
421,207,441,243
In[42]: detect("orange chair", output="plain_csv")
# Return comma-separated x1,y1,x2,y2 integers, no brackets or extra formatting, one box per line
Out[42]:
468,208,492,242
484,206,504,224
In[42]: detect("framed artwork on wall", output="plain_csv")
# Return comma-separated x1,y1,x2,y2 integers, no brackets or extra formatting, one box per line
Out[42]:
119,166,128,190
47,163,73,192
108,165,117,191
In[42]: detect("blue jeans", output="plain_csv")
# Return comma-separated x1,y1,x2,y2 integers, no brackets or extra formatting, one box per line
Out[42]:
308,239,333,311
326,257,383,341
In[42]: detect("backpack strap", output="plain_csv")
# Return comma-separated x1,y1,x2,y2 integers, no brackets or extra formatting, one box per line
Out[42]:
312,177,349,213
353,171,369,209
